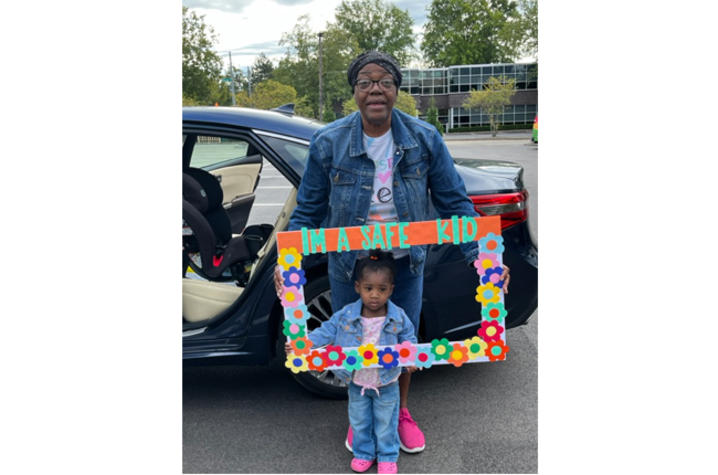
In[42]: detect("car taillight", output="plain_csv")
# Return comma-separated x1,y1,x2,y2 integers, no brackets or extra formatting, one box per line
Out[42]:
471,190,528,230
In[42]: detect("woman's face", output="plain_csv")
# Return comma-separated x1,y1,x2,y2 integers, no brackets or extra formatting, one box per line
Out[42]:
353,63,397,130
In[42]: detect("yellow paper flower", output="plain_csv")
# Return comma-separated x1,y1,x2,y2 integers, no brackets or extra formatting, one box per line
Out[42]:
358,343,379,367
285,353,308,373
475,282,501,305
277,247,303,271
464,336,488,359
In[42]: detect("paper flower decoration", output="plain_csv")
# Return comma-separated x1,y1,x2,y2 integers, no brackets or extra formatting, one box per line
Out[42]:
282,320,306,340
478,233,505,254
477,320,504,342
290,336,312,356
284,305,309,325
481,266,505,289
358,343,379,367
447,343,470,367
322,345,347,368
486,340,510,361
430,338,452,361
285,353,308,374
277,247,302,270
280,285,304,308
414,347,435,369
395,341,416,364
475,283,501,306
342,350,364,371
464,336,488,359
481,302,507,323
307,350,328,371
282,266,307,287
474,253,500,276
377,347,400,369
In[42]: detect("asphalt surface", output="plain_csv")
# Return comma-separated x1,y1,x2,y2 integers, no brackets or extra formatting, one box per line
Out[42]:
183,135,538,473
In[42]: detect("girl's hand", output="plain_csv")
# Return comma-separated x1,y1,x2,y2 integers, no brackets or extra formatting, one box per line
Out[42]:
274,265,284,297
284,341,293,355
501,264,511,294
406,365,419,374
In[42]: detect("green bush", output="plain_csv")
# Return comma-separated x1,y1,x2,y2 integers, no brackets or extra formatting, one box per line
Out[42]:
448,123,532,133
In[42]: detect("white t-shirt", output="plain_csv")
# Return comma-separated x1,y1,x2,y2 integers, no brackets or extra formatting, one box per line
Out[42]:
363,130,408,259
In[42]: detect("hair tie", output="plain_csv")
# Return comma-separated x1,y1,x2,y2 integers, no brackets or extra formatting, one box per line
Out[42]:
369,255,379,260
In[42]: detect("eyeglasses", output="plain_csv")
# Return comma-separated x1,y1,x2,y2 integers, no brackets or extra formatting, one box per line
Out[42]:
354,78,395,91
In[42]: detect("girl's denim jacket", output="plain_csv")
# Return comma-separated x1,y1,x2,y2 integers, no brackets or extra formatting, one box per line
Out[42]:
288,108,479,284
307,298,417,385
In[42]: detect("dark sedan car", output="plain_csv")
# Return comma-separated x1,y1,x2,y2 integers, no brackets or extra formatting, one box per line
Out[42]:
182,106,537,398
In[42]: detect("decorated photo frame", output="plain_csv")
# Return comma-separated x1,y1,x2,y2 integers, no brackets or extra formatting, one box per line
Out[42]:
278,215,509,373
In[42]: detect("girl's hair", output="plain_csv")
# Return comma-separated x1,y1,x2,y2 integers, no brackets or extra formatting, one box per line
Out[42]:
354,249,396,283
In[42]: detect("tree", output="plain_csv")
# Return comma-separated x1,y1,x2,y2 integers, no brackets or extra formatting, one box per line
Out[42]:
250,53,275,90
182,6,224,103
422,0,526,67
274,15,358,119
516,0,537,59
332,0,416,65
236,79,299,110
425,98,443,135
342,90,417,117
462,75,516,136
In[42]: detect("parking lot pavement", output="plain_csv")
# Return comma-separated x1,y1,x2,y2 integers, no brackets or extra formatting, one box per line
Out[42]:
183,316,537,473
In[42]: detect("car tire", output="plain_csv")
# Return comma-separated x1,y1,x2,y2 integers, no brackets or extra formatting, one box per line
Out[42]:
291,274,349,400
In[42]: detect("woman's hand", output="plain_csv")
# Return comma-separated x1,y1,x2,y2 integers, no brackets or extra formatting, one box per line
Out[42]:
501,264,511,294
274,265,283,297
284,341,293,355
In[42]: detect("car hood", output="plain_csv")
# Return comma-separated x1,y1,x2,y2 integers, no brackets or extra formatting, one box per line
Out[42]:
453,158,524,194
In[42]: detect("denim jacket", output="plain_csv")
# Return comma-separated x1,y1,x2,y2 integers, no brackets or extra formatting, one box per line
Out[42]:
307,298,417,385
289,108,479,283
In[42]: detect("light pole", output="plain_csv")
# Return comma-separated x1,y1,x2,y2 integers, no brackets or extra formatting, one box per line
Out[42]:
318,31,324,120
228,51,236,106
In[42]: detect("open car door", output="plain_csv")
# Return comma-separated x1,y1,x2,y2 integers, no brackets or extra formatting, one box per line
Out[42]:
186,135,263,234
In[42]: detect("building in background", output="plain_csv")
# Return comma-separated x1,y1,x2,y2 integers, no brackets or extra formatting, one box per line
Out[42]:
400,63,537,132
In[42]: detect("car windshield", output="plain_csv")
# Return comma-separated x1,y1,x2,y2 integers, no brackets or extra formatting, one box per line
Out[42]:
258,134,310,177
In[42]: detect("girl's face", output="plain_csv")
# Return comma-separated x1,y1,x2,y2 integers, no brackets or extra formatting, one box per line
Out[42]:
354,268,394,316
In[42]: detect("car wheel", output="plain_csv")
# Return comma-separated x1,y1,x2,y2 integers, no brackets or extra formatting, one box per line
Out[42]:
291,274,349,400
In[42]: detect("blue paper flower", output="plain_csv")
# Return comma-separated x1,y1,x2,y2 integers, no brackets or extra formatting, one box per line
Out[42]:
481,266,505,289
282,266,307,287
414,347,435,369
284,304,309,325
478,232,504,254
377,347,400,369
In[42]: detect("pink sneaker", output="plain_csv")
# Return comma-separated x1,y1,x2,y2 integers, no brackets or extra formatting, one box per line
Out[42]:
345,425,353,453
378,462,398,474
398,408,425,453
351,457,375,473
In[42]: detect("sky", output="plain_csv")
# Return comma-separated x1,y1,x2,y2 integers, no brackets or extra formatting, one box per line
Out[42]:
183,0,435,73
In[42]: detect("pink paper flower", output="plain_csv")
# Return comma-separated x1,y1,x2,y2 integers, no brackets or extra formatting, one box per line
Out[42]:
394,341,417,364
280,285,304,308
474,253,500,276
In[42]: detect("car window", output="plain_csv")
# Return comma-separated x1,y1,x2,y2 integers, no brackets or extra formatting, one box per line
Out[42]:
259,135,309,176
190,136,251,169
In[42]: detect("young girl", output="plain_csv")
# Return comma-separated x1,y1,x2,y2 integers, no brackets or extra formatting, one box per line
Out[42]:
286,250,417,474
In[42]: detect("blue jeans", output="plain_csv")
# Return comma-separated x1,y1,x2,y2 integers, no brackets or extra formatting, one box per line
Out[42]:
329,256,423,337
348,381,400,462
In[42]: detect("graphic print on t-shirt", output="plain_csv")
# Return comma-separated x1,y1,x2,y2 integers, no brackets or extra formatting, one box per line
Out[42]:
364,132,399,224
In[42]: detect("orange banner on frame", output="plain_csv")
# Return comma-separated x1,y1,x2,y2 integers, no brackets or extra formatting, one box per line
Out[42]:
276,216,501,254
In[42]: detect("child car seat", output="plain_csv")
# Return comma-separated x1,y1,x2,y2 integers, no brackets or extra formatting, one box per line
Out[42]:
183,167,270,282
